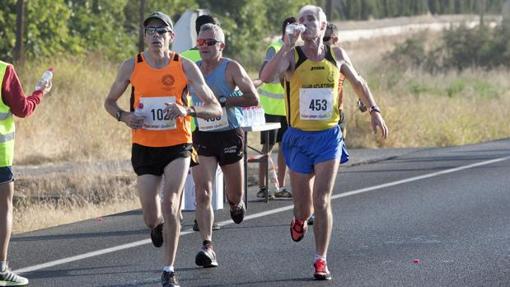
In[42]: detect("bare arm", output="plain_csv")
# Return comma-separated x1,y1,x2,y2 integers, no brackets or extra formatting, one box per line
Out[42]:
181,58,222,119
259,44,293,83
104,58,143,129
334,47,388,139
226,61,259,107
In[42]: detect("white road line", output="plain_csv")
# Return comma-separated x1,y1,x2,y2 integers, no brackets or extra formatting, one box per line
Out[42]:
14,155,510,274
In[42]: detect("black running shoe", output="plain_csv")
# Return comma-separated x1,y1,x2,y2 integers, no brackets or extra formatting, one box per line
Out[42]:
230,201,246,224
161,271,179,287
307,214,315,225
151,223,163,248
195,245,219,268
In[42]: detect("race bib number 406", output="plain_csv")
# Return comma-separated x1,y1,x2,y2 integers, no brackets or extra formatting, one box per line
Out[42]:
197,107,228,131
299,88,334,120
139,96,176,130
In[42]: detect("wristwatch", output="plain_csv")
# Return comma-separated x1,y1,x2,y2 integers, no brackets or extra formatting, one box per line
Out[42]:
115,110,123,121
219,96,227,107
369,105,381,114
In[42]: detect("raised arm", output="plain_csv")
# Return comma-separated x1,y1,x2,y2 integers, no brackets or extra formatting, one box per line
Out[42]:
334,47,388,139
226,61,259,107
181,58,222,119
259,44,293,84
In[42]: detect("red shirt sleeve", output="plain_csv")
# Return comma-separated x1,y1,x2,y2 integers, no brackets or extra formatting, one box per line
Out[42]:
1,64,43,118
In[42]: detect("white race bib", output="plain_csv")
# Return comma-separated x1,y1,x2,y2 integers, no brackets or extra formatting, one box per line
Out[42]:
197,107,229,131
139,96,176,130
299,88,334,120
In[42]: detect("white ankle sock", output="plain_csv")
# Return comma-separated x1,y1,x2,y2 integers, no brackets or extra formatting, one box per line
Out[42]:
314,254,326,262
0,261,7,272
163,265,174,273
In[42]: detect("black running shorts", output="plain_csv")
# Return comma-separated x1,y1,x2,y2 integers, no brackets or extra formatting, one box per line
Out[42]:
131,143,196,176
192,128,244,166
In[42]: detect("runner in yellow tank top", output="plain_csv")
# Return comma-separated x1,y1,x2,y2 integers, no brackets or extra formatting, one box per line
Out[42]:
260,4,389,282
104,11,222,287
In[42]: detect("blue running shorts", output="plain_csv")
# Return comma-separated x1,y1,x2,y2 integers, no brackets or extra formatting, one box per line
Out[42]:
282,125,349,174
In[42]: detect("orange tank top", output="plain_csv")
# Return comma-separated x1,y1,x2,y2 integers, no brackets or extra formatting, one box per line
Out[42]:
130,52,192,147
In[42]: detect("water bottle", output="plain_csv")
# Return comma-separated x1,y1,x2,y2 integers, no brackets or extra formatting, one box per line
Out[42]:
286,23,306,35
259,107,266,124
35,67,54,90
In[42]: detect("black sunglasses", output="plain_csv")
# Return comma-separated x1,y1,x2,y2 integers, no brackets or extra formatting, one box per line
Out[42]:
145,27,171,36
197,39,220,47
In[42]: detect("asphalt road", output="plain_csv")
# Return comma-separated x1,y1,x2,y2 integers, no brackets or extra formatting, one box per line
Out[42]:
9,139,510,286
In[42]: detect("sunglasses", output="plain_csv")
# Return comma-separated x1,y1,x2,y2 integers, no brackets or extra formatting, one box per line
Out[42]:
197,39,220,47
145,27,171,36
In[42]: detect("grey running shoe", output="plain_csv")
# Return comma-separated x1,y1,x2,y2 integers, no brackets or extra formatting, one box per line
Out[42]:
0,267,29,286
256,187,274,199
274,188,292,198
161,271,179,287
195,245,219,268
151,223,164,248
256,187,267,198
230,201,246,224
193,219,220,232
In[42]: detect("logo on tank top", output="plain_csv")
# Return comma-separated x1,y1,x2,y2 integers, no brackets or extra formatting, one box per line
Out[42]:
161,75,175,89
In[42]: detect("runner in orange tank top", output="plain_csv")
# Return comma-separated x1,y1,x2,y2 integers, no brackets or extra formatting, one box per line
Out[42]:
104,11,221,287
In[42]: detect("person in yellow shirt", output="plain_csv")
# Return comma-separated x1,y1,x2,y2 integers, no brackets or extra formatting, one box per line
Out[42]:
260,5,388,281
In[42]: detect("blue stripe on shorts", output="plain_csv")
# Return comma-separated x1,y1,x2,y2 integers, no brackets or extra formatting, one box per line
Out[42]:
282,125,349,174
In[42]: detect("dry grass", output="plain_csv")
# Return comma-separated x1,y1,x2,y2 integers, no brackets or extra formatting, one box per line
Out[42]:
10,26,510,233
14,57,132,165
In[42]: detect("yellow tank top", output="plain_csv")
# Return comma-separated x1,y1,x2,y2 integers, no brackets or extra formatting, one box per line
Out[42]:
285,45,341,131
130,52,192,147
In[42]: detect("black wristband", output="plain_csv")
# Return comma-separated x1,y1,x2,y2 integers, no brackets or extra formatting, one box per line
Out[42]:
369,105,381,114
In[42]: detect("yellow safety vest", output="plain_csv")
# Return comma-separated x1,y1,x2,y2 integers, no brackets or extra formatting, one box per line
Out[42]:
258,39,286,116
180,48,201,62
180,48,201,132
0,61,15,167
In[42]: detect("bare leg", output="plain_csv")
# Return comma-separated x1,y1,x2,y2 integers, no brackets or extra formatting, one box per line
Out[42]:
258,143,274,189
312,159,339,257
222,160,244,206
137,175,163,229
192,156,218,242
0,182,14,262
276,144,287,188
161,157,190,266
288,169,313,221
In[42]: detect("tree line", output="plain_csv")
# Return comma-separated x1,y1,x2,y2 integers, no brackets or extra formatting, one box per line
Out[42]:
0,0,506,69
335,0,504,20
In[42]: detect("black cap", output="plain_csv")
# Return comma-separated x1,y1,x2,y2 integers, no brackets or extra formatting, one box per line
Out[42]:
144,11,174,30
195,14,217,35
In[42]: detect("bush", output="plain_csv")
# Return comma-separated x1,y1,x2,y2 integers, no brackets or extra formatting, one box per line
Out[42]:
387,22,510,73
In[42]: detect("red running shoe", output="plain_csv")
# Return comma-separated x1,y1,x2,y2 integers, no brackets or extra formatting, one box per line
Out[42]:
313,258,332,280
290,218,307,242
